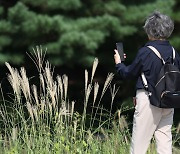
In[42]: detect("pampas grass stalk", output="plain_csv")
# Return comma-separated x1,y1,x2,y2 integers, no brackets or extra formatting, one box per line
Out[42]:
45,65,53,90
26,101,34,122
39,73,46,96
85,70,88,93
108,84,120,129
5,62,21,103
32,85,39,106
27,45,46,73
90,82,99,128
71,101,75,122
11,127,17,142
50,83,57,110
82,84,92,128
62,75,68,102
102,73,114,96
91,73,114,128
90,58,98,84
19,67,31,102
0,107,6,122
93,82,99,104
2,46,175,154
57,75,63,101
81,68,91,137
32,106,38,122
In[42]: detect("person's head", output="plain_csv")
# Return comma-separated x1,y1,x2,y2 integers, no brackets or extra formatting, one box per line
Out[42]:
143,11,174,40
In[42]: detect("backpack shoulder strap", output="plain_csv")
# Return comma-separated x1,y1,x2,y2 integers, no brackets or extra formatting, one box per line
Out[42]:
141,72,152,96
147,46,165,64
172,47,175,63
141,46,163,94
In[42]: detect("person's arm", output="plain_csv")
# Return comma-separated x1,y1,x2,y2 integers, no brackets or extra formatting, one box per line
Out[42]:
114,48,145,79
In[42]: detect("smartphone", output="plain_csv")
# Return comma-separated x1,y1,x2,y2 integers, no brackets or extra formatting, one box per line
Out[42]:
116,42,125,61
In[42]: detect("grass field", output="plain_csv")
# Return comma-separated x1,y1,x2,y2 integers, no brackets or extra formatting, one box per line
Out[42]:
0,46,179,154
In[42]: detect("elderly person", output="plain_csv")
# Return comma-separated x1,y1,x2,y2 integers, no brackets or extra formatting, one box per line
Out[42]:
114,11,180,154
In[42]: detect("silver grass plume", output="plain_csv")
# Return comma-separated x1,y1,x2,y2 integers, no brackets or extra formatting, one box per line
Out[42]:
91,58,98,84
32,85,39,106
102,73,114,96
27,45,46,73
62,75,68,101
93,82,99,105
5,62,21,102
85,70,88,93
26,101,34,122
57,75,63,101
32,106,38,122
19,67,31,102
12,127,17,141
39,73,45,96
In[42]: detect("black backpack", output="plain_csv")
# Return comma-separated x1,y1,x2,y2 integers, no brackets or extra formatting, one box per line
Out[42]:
141,46,180,108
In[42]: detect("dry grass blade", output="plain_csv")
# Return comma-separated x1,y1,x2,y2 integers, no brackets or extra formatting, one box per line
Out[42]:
5,62,21,102
44,67,56,109
119,115,128,131
71,101,75,120
26,101,34,122
62,75,68,101
177,123,180,134
40,73,45,95
82,84,92,126
85,70,88,93
26,45,47,73
90,82,99,128
73,120,77,138
49,82,57,109
47,101,52,115
45,65,53,89
110,84,120,100
102,73,114,96
91,58,98,84
91,73,114,128
0,107,6,122
19,67,31,102
93,82,99,105
32,85,39,106
85,84,92,103
108,84,120,128
59,101,69,116
12,127,17,141
117,109,121,120
32,106,38,122
57,75,63,101
40,98,45,114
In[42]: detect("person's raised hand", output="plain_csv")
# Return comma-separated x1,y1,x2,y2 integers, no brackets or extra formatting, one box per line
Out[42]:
114,49,121,64
114,49,126,64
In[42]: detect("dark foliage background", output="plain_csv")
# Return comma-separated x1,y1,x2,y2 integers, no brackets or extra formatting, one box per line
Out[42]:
0,0,179,125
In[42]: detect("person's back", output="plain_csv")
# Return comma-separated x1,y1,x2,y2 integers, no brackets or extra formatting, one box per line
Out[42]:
114,11,180,154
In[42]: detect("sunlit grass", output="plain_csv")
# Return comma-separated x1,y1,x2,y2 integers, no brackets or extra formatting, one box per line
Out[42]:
0,46,179,154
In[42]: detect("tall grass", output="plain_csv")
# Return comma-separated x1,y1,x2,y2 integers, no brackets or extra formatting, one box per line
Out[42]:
0,46,179,154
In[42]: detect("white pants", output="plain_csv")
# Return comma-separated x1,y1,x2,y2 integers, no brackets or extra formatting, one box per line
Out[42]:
130,90,174,154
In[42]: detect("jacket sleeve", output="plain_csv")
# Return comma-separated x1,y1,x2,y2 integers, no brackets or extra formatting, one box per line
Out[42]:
115,48,147,79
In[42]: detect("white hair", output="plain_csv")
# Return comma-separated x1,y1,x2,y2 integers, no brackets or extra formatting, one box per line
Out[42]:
143,11,174,39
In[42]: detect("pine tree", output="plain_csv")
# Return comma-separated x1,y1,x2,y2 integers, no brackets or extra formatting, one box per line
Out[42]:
0,0,177,67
